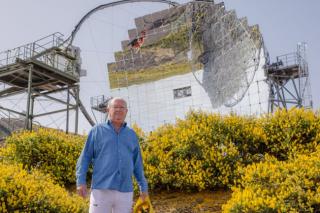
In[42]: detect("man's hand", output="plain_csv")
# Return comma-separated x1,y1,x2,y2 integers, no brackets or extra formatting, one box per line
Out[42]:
77,184,87,198
140,191,149,202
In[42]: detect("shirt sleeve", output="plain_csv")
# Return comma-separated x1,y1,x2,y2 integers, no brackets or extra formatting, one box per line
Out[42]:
76,127,95,186
133,133,148,193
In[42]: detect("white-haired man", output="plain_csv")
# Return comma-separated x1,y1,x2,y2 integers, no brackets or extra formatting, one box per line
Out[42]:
76,97,148,213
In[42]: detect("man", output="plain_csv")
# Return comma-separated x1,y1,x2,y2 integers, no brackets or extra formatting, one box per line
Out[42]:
76,97,148,213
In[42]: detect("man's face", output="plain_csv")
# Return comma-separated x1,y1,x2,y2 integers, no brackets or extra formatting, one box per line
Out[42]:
107,99,128,126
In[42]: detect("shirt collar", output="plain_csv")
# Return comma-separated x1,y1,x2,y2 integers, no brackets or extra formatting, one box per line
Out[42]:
107,120,127,129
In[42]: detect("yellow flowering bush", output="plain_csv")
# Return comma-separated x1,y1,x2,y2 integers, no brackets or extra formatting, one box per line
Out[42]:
0,162,88,212
0,128,87,186
132,123,147,147
143,111,267,191
222,147,320,212
261,108,320,160
0,107,318,210
141,109,320,191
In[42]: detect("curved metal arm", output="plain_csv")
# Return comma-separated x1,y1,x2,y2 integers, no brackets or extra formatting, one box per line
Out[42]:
64,0,179,46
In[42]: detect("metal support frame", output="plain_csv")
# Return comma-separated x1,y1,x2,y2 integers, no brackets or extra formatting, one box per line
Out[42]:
0,105,25,117
33,107,77,118
30,96,35,131
0,80,81,134
66,87,70,134
90,95,112,124
3,84,81,131
25,65,33,129
0,32,96,136
33,90,76,107
266,43,312,112
268,77,301,110
30,86,79,131
75,84,80,134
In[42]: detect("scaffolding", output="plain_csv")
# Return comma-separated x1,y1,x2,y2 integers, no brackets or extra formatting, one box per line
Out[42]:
266,42,312,112
0,33,85,136
90,95,113,123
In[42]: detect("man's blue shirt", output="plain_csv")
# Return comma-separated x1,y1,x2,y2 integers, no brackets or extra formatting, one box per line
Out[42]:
76,121,148,192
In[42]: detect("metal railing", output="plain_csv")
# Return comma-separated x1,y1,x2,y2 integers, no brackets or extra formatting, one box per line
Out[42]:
277,51,307,68
0,33,63,66
267,51,308,76
0,32,80,78
90,95,112,112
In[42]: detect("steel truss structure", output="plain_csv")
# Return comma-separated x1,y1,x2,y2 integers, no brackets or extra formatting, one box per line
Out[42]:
0,33,85,136
266,42,312,112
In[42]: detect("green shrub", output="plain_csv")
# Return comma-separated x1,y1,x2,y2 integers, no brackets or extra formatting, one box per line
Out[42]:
0,162,88,212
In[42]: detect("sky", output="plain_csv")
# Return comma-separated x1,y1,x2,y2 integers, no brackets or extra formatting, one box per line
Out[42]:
0,0,319,132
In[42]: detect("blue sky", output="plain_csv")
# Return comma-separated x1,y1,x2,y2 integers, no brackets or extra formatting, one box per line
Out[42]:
0,0,319,130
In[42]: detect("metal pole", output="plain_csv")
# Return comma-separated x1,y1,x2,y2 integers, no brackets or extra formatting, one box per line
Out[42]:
279,82,287,109
29,96,35,131
267,79,273,113
274,82,283,109
75,85,79,134
32,42,35,57
25,65,33,129
33,107,76,118
0,106,26,117
66,87,70,134
291,78,302,107
33,91,75,106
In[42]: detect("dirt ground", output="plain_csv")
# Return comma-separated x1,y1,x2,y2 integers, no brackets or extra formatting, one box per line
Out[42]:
66,184,232,212
142,190,232,213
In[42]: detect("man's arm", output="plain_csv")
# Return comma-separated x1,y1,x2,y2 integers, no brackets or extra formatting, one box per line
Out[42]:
133,134,149,200
76,128,95,197
77,184,87,198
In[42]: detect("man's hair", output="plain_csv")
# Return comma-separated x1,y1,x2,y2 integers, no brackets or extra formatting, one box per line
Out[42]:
107,97,127,108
